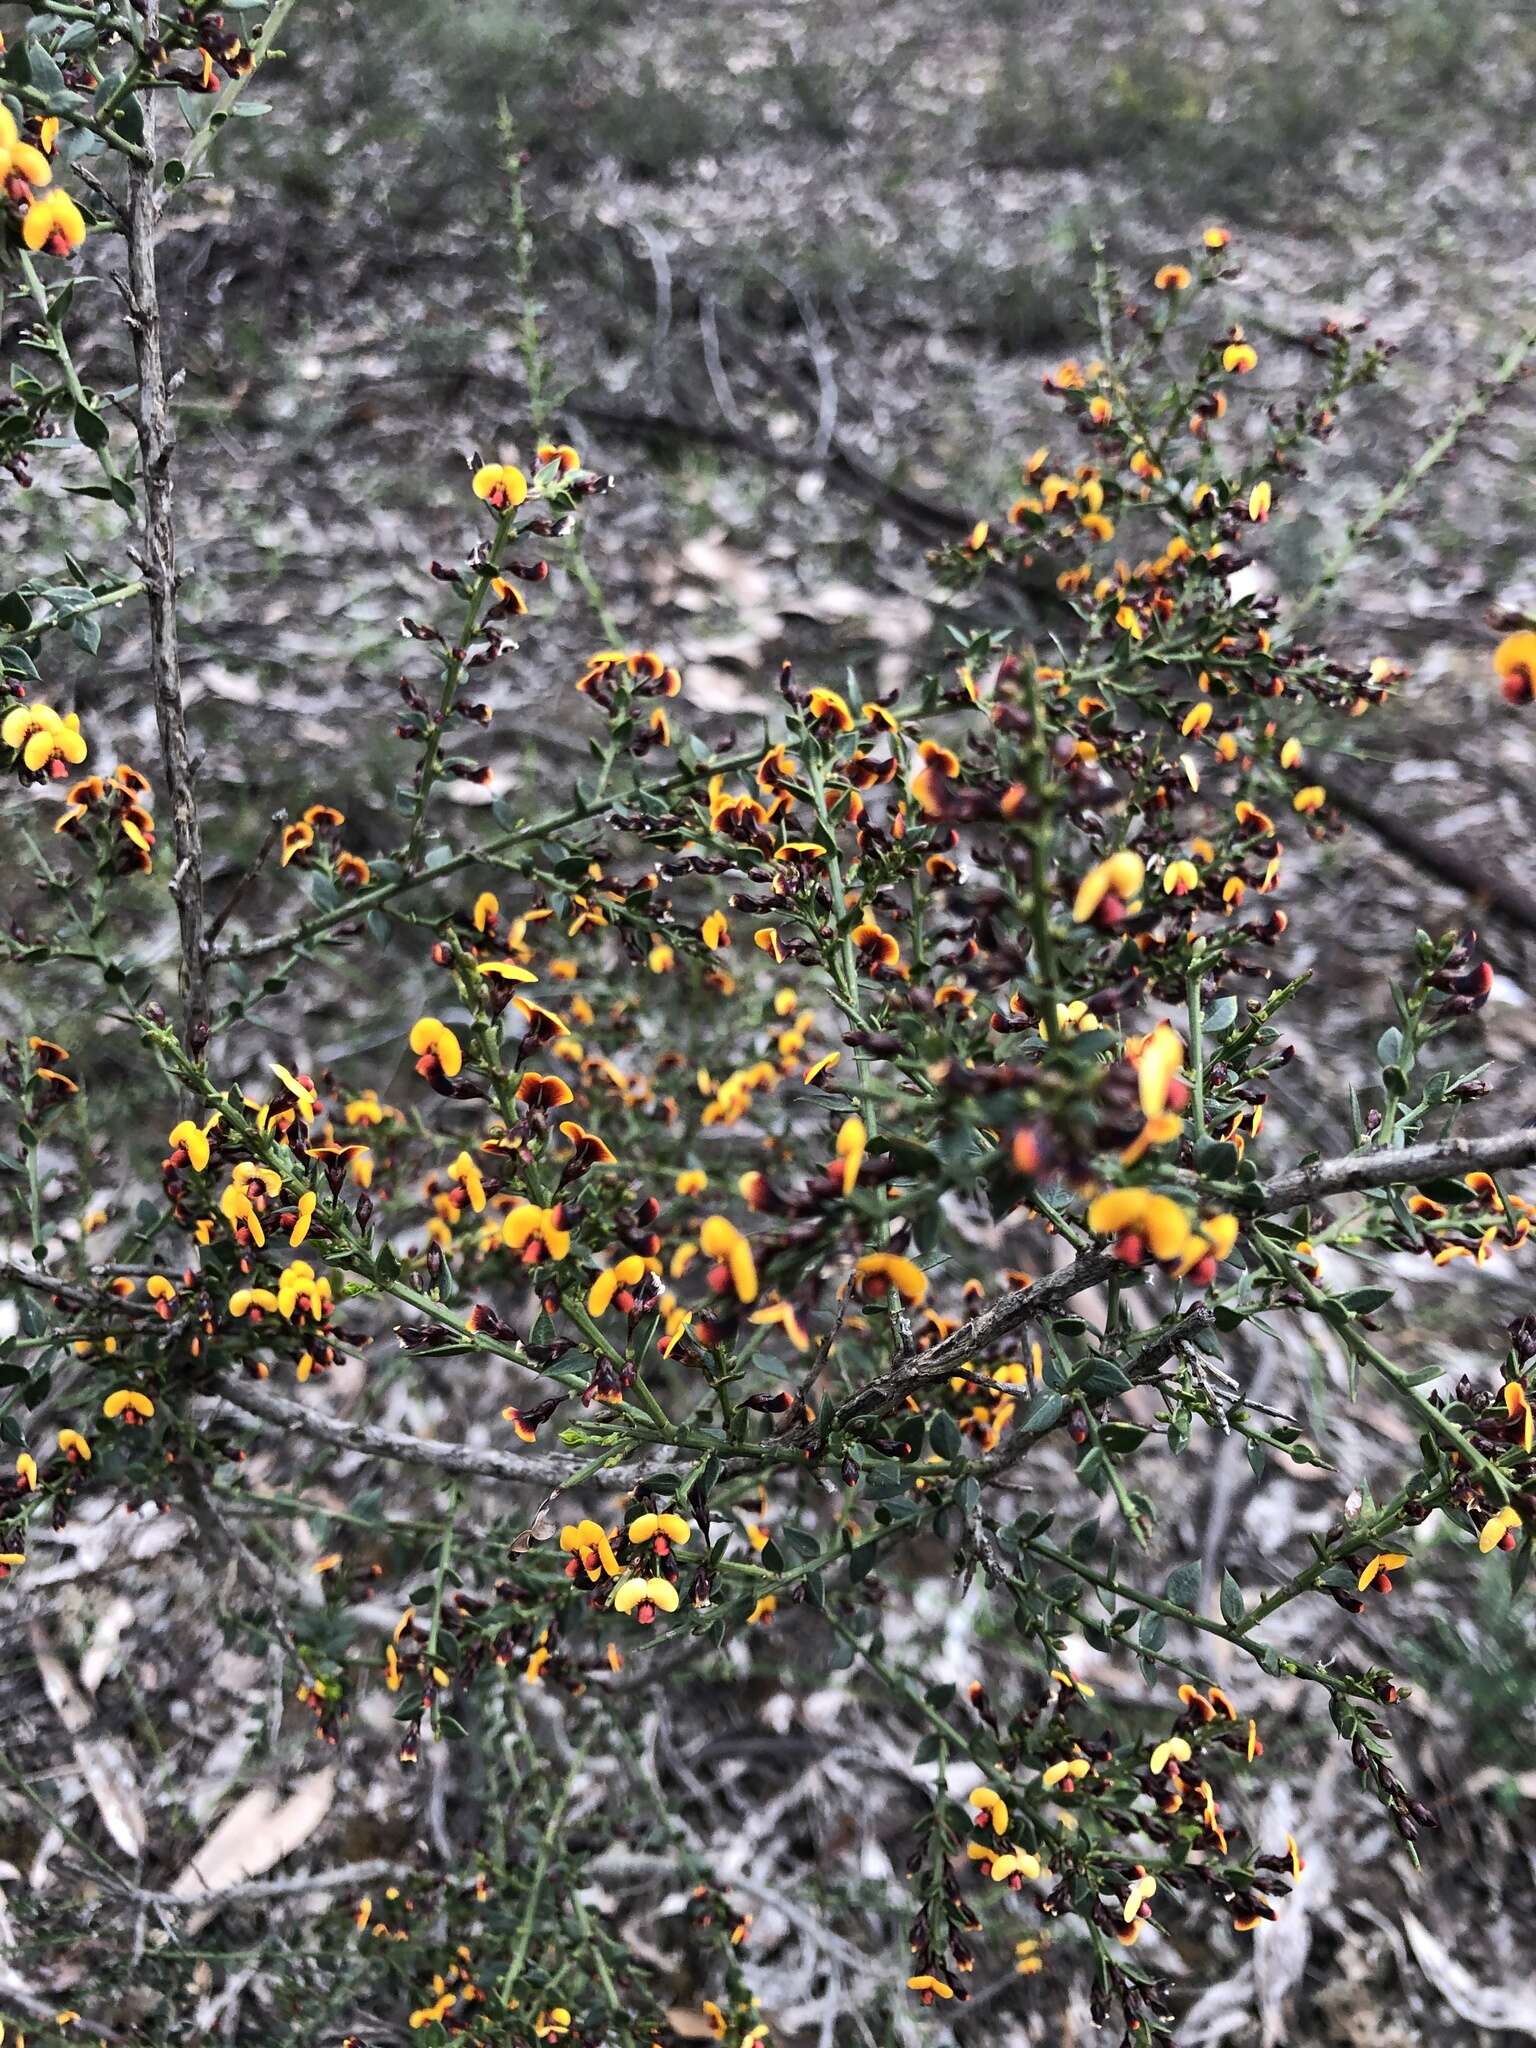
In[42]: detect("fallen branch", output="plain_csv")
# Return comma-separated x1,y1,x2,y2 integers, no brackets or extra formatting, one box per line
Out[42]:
98,1857,391,1911
1321,767,1536,949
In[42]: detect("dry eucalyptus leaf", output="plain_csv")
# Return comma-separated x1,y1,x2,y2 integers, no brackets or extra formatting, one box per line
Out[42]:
30,1625,147,1861
1403,1911,1536,2035
172,1767,337,1933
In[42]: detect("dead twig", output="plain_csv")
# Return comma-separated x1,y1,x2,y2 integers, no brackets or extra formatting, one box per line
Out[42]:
126,50,210,1059
213,1375,639,1493
205,809,288,944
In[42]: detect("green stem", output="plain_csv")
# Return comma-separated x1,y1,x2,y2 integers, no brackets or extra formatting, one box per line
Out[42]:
1186,956,1207,1140
176,0,306,181
1258,1233,1510,1497
0,578,145,655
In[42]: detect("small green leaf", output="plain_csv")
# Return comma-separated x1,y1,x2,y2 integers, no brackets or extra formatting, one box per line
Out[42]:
1021,1390,1065,1436
1339,1285,1393,1315
1165,1561,1201,1608
1219,1569,1246,1629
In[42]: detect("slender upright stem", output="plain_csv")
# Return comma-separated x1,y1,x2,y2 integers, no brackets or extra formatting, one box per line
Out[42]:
1186,956,1207,1140
1020,661,1060,1040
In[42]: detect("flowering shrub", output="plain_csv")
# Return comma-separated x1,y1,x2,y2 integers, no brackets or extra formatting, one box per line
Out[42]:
4,9,1536,2045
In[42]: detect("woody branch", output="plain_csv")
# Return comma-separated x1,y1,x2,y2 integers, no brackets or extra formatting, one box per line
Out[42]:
834,1124,1536,1424
125,17,210,1059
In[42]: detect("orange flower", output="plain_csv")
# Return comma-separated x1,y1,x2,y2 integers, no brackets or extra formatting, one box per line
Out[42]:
511,996,567,1049
807,687,854,732
851,916,902,974
854,1251,927,1306
516,1071,574,1111
911,739,960,818
558,1119,616,1173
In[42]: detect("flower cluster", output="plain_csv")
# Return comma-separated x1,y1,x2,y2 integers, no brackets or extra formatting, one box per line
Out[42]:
7,98,1536,2042
0,103,85,255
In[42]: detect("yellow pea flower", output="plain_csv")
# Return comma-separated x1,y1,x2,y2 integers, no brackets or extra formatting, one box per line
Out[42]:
1071,849,1144,924
612,1575,679,1623
102,1389,155,1423
699,1215,758,1303
853,1251,927,1306
628,1511,691,1550
22,187,86,255
835,1114,867,1195
169,1115,219,1172
409,1016,463,1079
471,462,528,510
